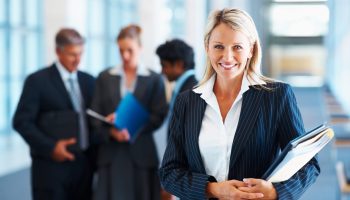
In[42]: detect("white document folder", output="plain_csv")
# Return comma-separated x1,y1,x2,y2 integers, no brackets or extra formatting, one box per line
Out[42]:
262,124,334,182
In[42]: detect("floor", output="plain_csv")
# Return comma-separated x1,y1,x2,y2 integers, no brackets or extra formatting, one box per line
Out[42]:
0,86,343,200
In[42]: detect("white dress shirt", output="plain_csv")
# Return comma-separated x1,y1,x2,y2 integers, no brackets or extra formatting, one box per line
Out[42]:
193,74,251,182
56,61,81,97
108,64,150,97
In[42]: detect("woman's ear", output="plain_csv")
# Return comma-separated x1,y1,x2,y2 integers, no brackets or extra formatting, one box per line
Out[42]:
205,44,209,54
248,45,253,58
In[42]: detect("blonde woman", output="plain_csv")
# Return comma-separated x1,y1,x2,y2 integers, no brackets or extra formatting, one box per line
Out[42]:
159,8,319,200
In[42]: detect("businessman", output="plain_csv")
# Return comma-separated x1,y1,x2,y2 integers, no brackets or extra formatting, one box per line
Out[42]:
156,39,198,200
13,28,96,200
156,39,198,117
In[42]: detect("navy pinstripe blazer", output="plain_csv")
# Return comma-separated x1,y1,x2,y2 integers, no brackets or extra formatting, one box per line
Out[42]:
159,82,320,200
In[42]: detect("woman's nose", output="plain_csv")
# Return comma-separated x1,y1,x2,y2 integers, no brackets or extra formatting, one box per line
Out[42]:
122,52,130,61
223,49,234,62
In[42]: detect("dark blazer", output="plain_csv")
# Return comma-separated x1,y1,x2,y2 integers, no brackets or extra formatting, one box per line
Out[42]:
178,74,198,93
13,64,95,189
91,67,168,168
159,82,320,200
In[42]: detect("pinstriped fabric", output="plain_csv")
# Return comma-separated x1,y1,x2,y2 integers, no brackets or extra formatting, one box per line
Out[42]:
159,82,320,200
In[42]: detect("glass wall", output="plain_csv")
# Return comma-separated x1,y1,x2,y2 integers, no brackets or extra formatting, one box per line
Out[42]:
0,0,43,135
268,0,329,86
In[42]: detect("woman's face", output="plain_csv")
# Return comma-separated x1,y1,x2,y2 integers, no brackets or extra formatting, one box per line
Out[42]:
118,37,141,69
207,23,252,81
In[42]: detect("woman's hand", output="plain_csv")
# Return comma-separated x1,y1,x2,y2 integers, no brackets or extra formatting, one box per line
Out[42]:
206,180,264,200
110,128,130,142
238,178,277,199
106,112,130,142
105,113,116,123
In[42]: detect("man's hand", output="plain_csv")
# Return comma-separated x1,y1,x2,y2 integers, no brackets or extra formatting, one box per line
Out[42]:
51,138,76,162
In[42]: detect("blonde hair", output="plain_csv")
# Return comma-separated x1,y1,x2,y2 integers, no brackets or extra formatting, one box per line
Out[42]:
200,8,272,87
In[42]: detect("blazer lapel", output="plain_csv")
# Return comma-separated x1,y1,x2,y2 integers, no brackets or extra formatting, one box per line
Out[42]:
190,93,207,174
133,75,147,99
228,87,263,177
49,64,72,108
109,75,121,108
77,72,88,104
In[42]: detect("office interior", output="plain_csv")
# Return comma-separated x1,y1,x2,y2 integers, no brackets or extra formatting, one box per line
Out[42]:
1,0,350,199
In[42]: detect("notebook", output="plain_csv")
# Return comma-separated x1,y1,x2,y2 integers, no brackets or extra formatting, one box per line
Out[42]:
261,124,334,182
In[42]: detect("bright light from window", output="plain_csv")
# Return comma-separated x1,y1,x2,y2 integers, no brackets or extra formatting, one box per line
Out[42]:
270,4,329,37
273,0,327,2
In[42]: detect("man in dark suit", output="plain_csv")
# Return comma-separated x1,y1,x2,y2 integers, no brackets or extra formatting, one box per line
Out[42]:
13,28,95,200
156,39,199,127
156,39,198,105
156,40,198,200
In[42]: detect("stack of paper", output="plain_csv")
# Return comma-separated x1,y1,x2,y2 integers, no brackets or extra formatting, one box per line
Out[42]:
262,124,334,182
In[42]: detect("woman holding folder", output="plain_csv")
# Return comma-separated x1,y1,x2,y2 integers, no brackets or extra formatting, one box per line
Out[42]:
159,8,320,199
91,24,167,200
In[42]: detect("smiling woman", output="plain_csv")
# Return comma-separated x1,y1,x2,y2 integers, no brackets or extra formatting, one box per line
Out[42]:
206,23,252,82
159,8,320,200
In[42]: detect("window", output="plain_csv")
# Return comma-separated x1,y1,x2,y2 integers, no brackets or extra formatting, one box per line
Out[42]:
269,4,329,37
0,0,43,135
0,0,5,23
166,0,186,39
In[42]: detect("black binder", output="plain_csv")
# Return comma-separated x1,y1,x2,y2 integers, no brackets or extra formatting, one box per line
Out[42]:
37,110,80,152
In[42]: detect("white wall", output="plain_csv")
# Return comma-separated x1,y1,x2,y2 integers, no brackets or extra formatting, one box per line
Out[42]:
43,0,88,66
43,0,68,64
185,0,207,79
138,0,168,72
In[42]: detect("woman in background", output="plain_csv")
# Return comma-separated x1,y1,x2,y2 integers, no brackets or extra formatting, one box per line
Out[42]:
91,24,167,200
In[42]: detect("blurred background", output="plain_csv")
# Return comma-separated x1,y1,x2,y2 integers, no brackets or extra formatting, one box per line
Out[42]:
1,0,350,199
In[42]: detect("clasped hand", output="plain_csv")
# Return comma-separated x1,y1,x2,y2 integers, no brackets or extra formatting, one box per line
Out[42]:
207,178,277,200
106,113,130,142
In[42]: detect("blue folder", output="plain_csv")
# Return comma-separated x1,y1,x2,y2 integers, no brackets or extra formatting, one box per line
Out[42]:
114,93,150,143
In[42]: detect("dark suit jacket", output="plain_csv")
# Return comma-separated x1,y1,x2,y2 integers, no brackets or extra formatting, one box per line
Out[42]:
159,82,320,200
178,74,198,94
91,67,168,168
13,64,95,187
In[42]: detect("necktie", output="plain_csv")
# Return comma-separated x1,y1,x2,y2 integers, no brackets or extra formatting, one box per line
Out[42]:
68,77,88,150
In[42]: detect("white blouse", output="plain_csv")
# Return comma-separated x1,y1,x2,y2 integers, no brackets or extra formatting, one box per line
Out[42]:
193,74,251,182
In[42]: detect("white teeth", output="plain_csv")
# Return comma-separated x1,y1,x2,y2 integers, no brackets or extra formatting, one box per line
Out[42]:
220,63,236,69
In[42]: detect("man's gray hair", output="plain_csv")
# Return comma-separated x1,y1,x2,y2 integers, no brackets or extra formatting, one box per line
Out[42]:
55,28,85,49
